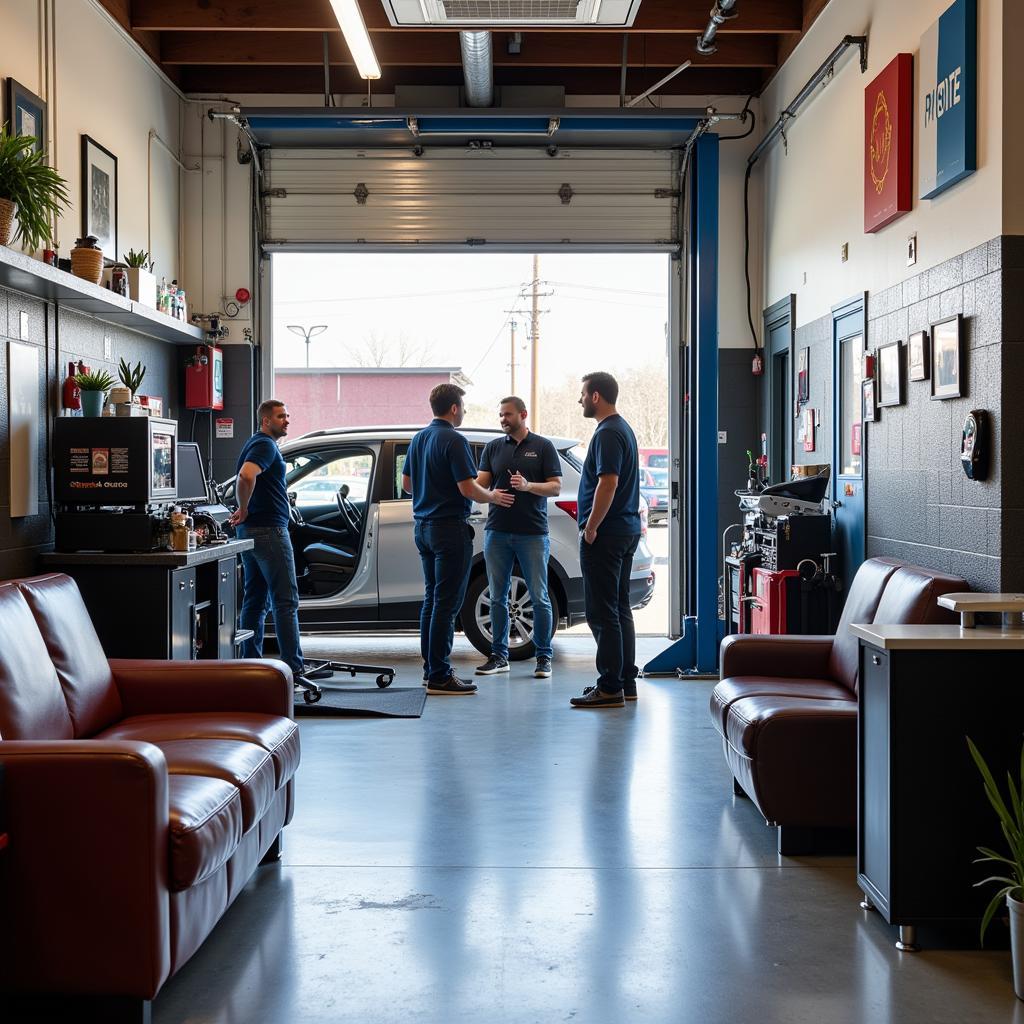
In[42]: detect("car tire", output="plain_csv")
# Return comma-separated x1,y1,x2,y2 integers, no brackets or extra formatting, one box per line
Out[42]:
461,569,561,662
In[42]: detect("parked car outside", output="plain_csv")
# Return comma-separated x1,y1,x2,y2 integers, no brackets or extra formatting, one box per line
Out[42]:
221,425,656,660
639,467,669,524
639,446,669,470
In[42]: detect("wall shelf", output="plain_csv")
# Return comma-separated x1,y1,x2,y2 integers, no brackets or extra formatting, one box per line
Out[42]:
0,245,205,346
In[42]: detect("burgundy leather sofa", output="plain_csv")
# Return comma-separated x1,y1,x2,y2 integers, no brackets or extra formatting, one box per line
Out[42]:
0,573,300,1022
710,557,964,855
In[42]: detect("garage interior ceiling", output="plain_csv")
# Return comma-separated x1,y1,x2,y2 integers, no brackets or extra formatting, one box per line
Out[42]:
100,0,833,98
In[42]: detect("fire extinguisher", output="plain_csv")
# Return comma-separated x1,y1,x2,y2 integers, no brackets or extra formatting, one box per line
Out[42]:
62,361,81,411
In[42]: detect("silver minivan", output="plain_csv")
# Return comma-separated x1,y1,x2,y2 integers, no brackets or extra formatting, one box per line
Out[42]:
225,426,656,660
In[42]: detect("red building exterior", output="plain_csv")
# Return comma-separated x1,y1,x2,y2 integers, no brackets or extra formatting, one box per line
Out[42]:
273,367,468,438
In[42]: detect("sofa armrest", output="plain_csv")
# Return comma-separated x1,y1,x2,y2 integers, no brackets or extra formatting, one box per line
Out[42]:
719,634,836,680
0,740,171,998
109,658,293,719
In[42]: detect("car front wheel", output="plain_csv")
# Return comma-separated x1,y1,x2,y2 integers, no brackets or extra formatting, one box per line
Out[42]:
461,570,560,661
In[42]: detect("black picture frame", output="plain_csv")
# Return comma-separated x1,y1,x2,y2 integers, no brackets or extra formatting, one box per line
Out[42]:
908,329,929,381
877,340,903,407
5,78,46,155
863,377,878,422
930,314,963,401
81,135,118,260
797,347,810,406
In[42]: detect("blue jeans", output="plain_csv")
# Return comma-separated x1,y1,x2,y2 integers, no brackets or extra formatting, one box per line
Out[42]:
414,518,474,682
236,524,304,676
483,530,553,661
580,531,640,694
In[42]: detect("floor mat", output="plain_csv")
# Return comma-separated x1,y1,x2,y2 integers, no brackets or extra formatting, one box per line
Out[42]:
294,687,427,718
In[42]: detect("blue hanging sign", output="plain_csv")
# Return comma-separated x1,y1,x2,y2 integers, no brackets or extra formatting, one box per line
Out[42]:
919,0,977,199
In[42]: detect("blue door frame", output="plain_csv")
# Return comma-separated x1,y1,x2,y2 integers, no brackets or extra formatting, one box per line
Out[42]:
644,133,720,676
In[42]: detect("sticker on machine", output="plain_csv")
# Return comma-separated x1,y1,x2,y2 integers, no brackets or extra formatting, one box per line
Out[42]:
215,418,234,439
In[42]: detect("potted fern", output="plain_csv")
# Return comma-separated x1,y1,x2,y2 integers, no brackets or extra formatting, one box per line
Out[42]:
968,737,1024,999
75,368,116,417
0,124,69,252
123,248,156,308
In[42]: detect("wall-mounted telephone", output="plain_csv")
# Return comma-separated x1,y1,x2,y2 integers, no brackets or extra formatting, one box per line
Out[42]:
960,410,989,481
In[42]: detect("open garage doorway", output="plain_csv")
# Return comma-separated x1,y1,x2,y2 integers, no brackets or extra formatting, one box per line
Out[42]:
267,251,673,654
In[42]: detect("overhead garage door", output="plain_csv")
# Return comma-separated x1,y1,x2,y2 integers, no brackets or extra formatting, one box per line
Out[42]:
262,148,679,248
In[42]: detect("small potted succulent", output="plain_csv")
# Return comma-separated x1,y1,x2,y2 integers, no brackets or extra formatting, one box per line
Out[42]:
969,737,1024,999
118,358,146,410
0,124,69,252
123,248,156,308
74,368,116,417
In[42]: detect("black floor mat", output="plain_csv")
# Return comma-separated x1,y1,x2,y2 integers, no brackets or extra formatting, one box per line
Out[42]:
294,687,426,718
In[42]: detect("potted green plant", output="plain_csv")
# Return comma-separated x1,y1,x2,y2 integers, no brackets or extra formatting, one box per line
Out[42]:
968,737,1024,999
74,368,116,417
118,357,146,399
122,248,156,308
0,124,69,251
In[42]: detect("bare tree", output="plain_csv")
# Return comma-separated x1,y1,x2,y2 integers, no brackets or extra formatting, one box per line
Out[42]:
347,330,437,367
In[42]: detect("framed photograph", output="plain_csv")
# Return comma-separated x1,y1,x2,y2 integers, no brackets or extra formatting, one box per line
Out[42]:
908,330,929,381
862,378,878,422
930,314,963,400
877,340,903,407
81,135,118,260
5,79,46,155
797,347,810,406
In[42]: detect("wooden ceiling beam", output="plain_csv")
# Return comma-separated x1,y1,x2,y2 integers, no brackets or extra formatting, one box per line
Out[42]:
159,31,778,68
132,0,803,35
176,63,765,95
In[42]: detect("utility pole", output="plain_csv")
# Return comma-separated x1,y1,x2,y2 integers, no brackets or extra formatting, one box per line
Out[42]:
531,254,541,431
509,320,517,395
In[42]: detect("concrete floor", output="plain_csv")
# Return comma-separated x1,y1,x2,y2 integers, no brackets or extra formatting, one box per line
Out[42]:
153,635,1021,1024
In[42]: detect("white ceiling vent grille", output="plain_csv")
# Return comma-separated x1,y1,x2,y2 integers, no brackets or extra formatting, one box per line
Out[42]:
382,0,642,27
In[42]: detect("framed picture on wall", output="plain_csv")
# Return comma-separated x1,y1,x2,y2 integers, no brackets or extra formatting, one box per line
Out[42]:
930,314,963,400
81,135,118,260
877,340,903,407
909,330,929,381
5,79,46,155
797,347,810,406
863,378,878,422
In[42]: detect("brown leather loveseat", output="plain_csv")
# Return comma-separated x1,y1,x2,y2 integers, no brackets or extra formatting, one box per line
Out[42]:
710,557,964,855
0,573,300,1022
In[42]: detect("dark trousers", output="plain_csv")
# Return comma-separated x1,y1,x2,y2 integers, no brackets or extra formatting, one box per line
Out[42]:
414,518,474,682
580,531,640,694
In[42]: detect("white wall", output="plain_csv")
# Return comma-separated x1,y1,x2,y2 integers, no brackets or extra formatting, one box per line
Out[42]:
758,0,1004,327
1,0,184,280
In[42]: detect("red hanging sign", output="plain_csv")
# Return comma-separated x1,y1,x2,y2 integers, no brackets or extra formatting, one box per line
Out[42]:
864,53,914,233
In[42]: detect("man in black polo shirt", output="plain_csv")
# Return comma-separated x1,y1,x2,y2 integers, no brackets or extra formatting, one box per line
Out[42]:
569,371,642,709
403,383,515,695
475,397,562,679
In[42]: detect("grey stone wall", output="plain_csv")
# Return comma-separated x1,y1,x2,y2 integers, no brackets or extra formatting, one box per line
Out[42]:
0,285,180,580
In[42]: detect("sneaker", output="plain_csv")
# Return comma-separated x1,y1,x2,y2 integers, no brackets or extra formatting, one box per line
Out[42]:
475,656,510,676
426,672,478,696
534,657,552,678
570,686,624,709
585,682,637,701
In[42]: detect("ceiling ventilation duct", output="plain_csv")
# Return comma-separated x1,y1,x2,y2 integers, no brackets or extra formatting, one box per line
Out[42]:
382,0,642,27
460,31,494,107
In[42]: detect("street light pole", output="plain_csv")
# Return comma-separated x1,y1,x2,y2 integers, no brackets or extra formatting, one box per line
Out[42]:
286,324,328,368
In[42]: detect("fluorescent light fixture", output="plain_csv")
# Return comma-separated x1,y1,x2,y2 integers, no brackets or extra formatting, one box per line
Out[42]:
329,0,382,80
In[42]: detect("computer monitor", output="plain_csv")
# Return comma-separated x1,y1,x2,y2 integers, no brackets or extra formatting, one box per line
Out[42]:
176,442,209,503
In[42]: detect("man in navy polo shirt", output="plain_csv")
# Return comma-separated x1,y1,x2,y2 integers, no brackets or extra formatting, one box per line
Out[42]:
403,383,515,695
475,397,562,679
569,371,642,709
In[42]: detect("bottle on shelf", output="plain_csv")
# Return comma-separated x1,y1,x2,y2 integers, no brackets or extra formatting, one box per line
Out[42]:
62,361,81,413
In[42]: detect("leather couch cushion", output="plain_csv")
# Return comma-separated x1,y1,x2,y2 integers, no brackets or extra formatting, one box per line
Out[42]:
156,738,276,832
168,775,244,891
711,677,854,735
872,564,964,626
725,695,858,757
16,574,123,737
97,713,300,789
828,558,901,692
0,584,73,740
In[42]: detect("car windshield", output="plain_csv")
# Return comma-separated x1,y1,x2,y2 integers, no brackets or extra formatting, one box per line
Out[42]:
647,469,668,487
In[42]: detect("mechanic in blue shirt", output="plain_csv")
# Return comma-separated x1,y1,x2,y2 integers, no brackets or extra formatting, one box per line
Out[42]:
403,383,515,695
569,371,642,709
475,397,562,680
229,399,306,688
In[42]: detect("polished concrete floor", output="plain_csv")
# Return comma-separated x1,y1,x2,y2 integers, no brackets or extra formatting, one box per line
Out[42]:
153,635,1021,1024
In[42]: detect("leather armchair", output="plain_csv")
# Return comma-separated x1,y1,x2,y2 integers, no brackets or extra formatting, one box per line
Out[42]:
0,574,301,1023
710,558,965,855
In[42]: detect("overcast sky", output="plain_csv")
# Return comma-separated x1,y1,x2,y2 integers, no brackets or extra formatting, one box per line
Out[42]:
272,252,671,407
